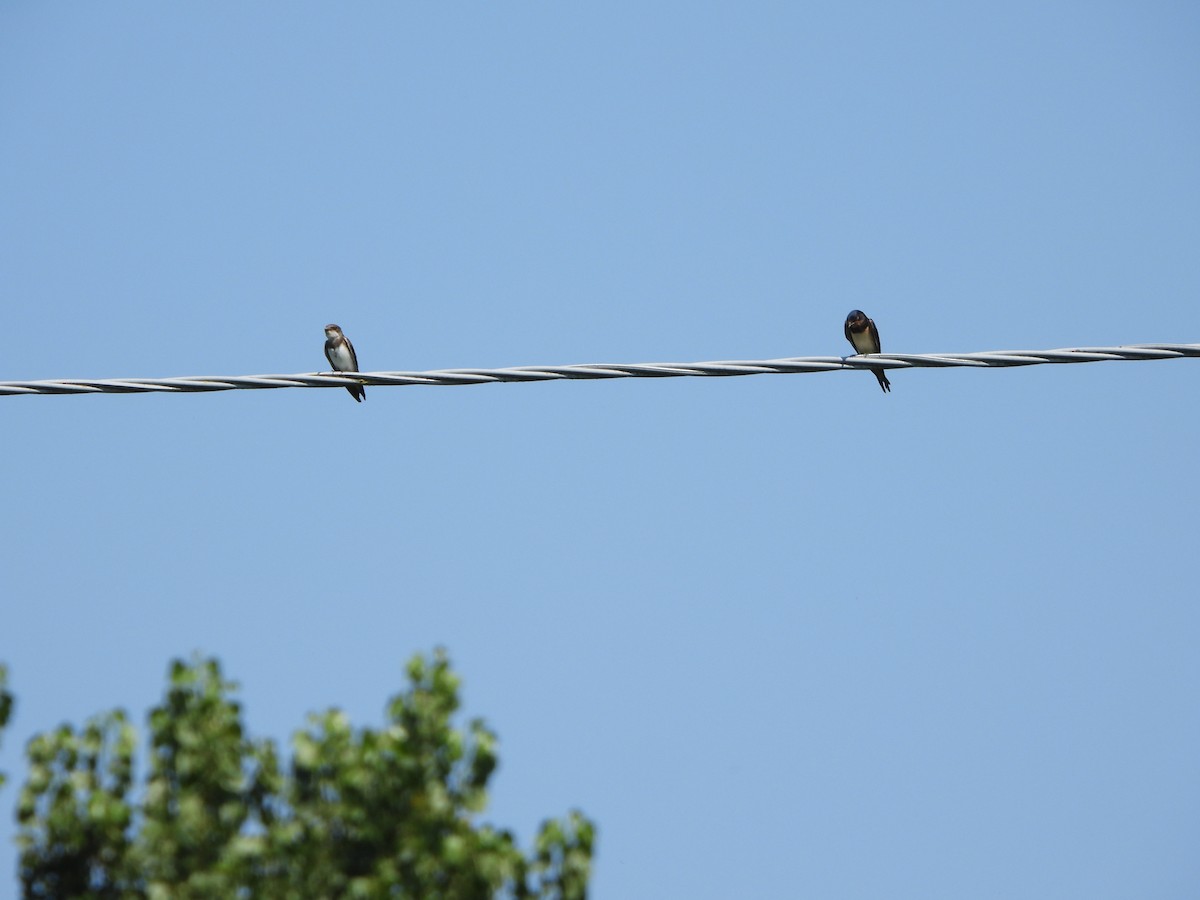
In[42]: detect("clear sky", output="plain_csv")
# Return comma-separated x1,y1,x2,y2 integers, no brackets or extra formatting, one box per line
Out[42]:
2,3,1198,897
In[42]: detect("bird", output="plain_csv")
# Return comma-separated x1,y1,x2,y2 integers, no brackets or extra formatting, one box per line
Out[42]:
323,324,365,402
843,310,891,393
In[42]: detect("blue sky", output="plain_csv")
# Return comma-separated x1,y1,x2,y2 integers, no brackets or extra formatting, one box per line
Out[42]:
2,3,1198,897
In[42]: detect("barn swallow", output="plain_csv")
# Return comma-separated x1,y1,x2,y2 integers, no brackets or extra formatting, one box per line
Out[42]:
843,310,891,393
324,324,365,402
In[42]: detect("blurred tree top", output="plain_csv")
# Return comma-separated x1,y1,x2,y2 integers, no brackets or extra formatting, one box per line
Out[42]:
11,650,593,899
0,664,12,792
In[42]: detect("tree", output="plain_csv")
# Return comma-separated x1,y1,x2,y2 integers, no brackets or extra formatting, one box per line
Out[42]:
0,664,12,791
15,651,594,899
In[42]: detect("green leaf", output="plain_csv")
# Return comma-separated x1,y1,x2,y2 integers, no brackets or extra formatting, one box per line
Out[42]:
13,649,595,898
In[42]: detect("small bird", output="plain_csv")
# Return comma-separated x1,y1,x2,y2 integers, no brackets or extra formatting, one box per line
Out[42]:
843,310,891,393
324,324,365,402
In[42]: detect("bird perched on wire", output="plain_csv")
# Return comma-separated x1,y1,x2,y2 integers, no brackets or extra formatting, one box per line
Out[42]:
843,310,891,393
324,324,365,402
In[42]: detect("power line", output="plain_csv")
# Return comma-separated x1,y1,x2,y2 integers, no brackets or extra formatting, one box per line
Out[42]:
1,343,1196,397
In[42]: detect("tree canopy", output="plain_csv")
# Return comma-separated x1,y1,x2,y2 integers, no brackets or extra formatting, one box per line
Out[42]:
12,651,593,899
0,664,12,792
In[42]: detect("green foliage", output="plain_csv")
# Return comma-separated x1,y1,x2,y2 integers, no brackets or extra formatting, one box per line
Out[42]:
0,663,12,790
16,650,594,899
18,711,137,898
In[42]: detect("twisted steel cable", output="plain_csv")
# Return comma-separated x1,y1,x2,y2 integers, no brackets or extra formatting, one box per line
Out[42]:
0,343,1196,397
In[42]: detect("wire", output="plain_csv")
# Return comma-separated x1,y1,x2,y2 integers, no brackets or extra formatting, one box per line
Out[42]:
1,343,1196,397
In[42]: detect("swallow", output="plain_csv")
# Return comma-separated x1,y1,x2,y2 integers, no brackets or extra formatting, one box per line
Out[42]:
843,310,891,393
324,324,365,402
